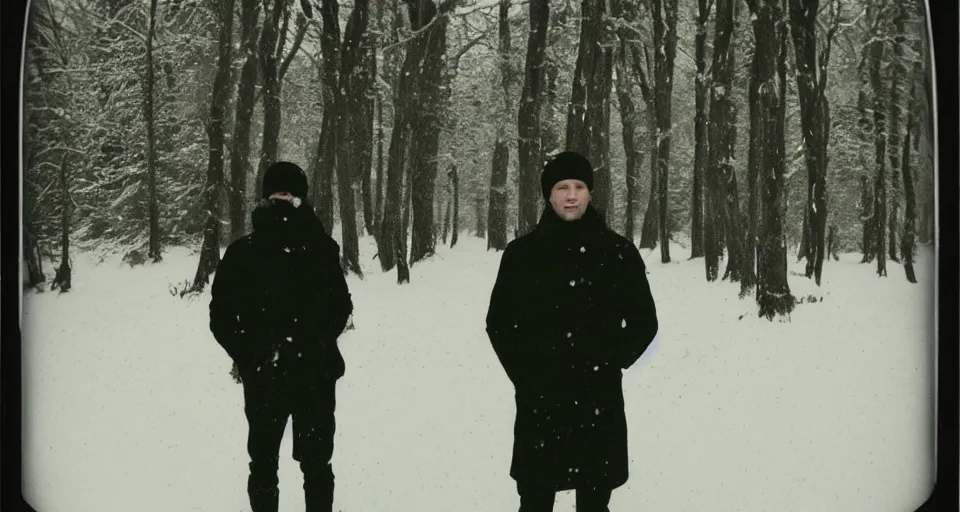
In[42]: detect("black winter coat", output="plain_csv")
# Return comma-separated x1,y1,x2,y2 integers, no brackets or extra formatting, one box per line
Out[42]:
209,198,353,383
485,205,658,491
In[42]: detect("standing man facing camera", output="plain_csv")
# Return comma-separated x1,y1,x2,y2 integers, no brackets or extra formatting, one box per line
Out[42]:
485,151,659,511
209,161,353,512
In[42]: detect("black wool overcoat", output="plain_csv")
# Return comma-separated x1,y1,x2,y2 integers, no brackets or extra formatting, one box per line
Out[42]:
209,198,353,384
485,205,658,491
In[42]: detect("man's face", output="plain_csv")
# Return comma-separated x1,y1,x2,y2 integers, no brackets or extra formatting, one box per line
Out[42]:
549,179,591,221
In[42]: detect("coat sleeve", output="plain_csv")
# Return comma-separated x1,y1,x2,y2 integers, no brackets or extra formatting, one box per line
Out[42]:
319,240,354,343
485,244,525,386
616,243,659,369
209,243,248,362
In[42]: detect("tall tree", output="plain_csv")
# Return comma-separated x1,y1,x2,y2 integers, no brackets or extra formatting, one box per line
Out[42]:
704,0,738,282
228,0,261,242
311,0,342,232
690,0,712,259
189,0,235,293
516,0,550,237
652,0,678,262
749,0,794,318
613,38,641,242
143,0,161,261
408,0,450,264
867,3,888,277
334,0,372,276
899,60,921,284
788,0,840,286
487,0,512,251
565,0,616,218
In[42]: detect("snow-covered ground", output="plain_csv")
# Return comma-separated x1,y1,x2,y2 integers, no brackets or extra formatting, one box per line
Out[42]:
22,234,936,512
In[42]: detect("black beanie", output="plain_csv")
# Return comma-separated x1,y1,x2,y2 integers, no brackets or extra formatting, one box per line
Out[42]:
261,161,309,199
540,151,594,200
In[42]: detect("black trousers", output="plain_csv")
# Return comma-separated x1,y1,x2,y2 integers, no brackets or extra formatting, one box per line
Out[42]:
517,482,613,512
242,372,337,512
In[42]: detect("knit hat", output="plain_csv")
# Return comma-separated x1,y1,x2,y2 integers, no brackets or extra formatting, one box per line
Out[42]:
540,151,594,200
261,161,309,199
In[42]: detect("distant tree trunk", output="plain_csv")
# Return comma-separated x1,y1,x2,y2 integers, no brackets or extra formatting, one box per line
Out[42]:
488,0,512,251
190,0,235,293
450,164,460,247
886,7,907,263
144,0,161,261
334,0,371,276
691,0,710,259
375,87,385,231
630,55,657,249
565,0,615,218
788,0,835,286
361,7,380,236
704,0,737,282
228,0,261,242
398,164,412,283
442,181,451,244
855,88,875,261
51,155,72,292
868,10,888,277
408,0,447,264
516,0,549,236
475,195,486,237
311,0,341,233
900,60,921,283
614,40,641,242
743,36,761,295
488,141,509,250
751,0,794,318
652,0,678,263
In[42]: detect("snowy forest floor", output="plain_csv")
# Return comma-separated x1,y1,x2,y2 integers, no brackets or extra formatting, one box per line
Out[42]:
22,234,936,512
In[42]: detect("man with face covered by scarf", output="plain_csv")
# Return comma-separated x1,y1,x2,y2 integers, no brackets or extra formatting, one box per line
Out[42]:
485,151,659,511
209,161,353,512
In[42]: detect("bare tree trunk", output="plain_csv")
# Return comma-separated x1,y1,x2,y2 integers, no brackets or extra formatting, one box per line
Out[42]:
398,163,412,283
516,0,549,237
886,7,906,263
652,0,678,262
228,0,261,242
334,0,371,276
704,0,737,282
378,2,422,272
488,0,512,251
565,0,616,218
408,0,447,264
868,7,888,277
900,60,920,283
442,180,451,244
788,0,835,286
190,0,235,293
144,0,161,261
744,37,761,294
691,0,711,259
614,40,641,242
361,6,381,236
375,89,385,230
475,195,486,236
856,89,875,261
488,141,509,250
751,0,794,318
451,164,460,247
256,4,309,197
311,0,342,233
254,0,286,193
51,155,72,292
638,110,658,248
